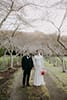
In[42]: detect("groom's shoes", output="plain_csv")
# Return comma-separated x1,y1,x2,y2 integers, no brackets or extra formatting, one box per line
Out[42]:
22,85,25,88
26,84,30,87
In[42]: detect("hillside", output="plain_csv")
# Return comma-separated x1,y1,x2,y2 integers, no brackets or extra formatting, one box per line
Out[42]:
0,30,67,55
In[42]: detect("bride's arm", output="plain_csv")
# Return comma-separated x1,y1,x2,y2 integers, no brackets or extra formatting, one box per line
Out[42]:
32,56,36,69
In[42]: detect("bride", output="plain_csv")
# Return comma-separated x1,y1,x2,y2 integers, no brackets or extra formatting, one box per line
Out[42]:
33,50,46,86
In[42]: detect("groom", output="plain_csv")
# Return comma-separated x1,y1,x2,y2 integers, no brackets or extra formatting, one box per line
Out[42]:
22,50,34,87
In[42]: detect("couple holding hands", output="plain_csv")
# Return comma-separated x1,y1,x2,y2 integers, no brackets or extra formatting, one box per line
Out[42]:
22,50,46,88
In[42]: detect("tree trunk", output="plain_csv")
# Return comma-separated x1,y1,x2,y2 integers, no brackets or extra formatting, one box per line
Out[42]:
16,56,19,66
10,53,14,69
61,57,66,72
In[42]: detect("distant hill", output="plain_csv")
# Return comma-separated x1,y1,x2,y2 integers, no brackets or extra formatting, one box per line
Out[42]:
0,30,67,55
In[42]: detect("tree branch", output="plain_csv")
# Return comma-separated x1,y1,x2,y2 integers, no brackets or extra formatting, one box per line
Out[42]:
57,33,67,50
16,14,33,27
59,9,67,29
0,0,14,28
12,3,48,11
11,25,19,37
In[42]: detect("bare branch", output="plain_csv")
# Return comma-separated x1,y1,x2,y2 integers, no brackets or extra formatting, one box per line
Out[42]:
57,33,67,50
59,9,67,29
47,44,57,56
0,0,14,28
47,43,63,58
11,25,19,37
46,19,58,29
49,0,63,8
12,3,47,11
46,8,67,50
16,14,33,27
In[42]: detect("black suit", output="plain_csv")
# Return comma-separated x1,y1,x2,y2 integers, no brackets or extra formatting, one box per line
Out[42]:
22,55,34,86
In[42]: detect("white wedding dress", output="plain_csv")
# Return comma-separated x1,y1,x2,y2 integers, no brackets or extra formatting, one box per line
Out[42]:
33,54,46,86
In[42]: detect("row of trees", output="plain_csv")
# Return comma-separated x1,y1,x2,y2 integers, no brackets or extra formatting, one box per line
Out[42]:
0,0,67,71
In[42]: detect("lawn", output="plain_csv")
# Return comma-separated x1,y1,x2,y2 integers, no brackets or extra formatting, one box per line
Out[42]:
45,58,67,93
0,56,21,72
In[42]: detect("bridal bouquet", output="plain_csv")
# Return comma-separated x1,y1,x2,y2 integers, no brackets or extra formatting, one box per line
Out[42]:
41,69,47,75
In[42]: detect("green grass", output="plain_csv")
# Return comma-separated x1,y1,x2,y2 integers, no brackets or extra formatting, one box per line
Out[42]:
25,86,50,100
0,56,10,71
46,56,67,68
45,60,67,93
0,56,21,72
64,57,67,61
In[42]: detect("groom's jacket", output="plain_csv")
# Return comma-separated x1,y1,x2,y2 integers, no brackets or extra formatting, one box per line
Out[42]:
22,55,34,70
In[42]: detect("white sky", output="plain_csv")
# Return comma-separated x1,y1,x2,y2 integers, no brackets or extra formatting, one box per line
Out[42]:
0,0,67,36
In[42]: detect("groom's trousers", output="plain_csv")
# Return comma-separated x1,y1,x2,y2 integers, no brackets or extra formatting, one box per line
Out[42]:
23,69,31,86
